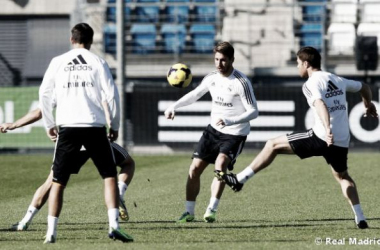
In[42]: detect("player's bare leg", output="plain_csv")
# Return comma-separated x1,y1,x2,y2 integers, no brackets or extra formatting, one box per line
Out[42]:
31,170,54,209
247,135,293,174
117,157,135,221
11,170,53,231
204,153,229,222
215,135,293,191
331,168,368,229
44,182,65,243
177,159,208,222
187,158,208,202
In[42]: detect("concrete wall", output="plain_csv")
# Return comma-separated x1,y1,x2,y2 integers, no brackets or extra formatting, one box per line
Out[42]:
0,0,76,15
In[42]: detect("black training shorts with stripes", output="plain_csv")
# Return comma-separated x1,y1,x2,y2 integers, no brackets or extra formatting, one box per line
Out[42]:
53,127,117,186
193,125,246,170
69,142,130,174
287,129,348,173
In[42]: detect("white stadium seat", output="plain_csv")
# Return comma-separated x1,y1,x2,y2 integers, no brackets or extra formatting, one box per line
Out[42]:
331,2,357,23
361,2,380,22
357,23,380,46
327,23,356,55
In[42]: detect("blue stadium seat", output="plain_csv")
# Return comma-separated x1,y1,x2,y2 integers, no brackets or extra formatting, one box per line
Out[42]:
136,0,160,23
161,24,187,53
190,24,215,53
194,5,217,22
302,0,327,22
104,25,117,54
165,0,190,23
299,24,323,51
106,7,132,23
106,0,132,23
130,24,157,54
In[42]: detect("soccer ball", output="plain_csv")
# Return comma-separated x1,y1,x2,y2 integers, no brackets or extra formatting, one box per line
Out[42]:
167,63,192,88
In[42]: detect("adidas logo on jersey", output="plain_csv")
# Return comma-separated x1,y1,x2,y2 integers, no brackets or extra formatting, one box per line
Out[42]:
64,55,92,71
325,80,343,98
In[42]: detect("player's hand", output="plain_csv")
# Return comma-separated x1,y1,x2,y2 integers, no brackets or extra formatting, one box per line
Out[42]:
325,130,333,147
164,108,175,120
215,118,226,128
47,127,58,142
0,123,15,133
108,129,118,142
364,102,378,118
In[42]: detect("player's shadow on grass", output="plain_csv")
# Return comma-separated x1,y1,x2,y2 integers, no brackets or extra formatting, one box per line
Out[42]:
299,217,380,222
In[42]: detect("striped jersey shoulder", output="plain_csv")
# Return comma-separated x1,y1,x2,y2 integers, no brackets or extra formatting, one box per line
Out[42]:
233,70,255,104
203,70,218,80
302,83,312,98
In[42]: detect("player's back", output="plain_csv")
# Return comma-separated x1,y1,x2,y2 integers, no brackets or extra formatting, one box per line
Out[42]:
50,48,115,128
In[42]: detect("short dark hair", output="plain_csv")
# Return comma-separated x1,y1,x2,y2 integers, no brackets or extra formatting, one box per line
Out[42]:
296,46,321,69
214,41,234,60
71,23,94,45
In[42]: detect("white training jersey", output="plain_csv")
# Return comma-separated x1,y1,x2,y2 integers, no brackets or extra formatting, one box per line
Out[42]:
170,69,258,136
302,71,362,147
39,48,120,131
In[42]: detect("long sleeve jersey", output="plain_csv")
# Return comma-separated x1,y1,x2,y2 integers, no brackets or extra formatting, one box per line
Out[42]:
302,71,362,147
169,69,258,136
39,48,120,131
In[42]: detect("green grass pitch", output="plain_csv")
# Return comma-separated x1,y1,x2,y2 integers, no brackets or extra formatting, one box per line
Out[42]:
0,152,379,249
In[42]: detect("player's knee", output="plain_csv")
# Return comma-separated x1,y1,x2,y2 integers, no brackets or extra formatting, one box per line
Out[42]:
188,165,202,178
334,170,353,183
265,139,276,151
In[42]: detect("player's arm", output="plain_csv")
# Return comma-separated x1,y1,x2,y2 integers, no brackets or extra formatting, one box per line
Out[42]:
101,100,118,141
217,81,259,127
99,60,120,141
0,108,42,133
165,81,209,120
314,99,333,146
359,83,378,118
39,58,58,141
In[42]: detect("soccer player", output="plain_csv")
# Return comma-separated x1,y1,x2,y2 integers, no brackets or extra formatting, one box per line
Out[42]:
164,42,259,223
38,23,132,243
0,107,135,230
215,46,378,229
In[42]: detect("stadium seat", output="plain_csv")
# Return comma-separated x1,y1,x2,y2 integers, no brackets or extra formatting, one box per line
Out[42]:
360,2,380,23
104,25,117,54
331,0,357,2
161,24,187,53
327,23,356,55
106,6,131,23
106,0,132,23
299,24,323,51
130,24,157,54
135,0,160,23
357,23,380,46
330,2,357,23
302,6,326,22
194,0,218,22
190,24,216,53
165,0,190,23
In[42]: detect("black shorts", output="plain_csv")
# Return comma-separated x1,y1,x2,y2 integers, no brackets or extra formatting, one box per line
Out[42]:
193,125,246,170
287,129,348,173
68,142,130,174
53,127,117,186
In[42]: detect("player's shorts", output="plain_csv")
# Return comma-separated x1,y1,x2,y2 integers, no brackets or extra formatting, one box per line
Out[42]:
69,142,130,174
287,129,348,173
53,127,117,186
193,125,246,170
